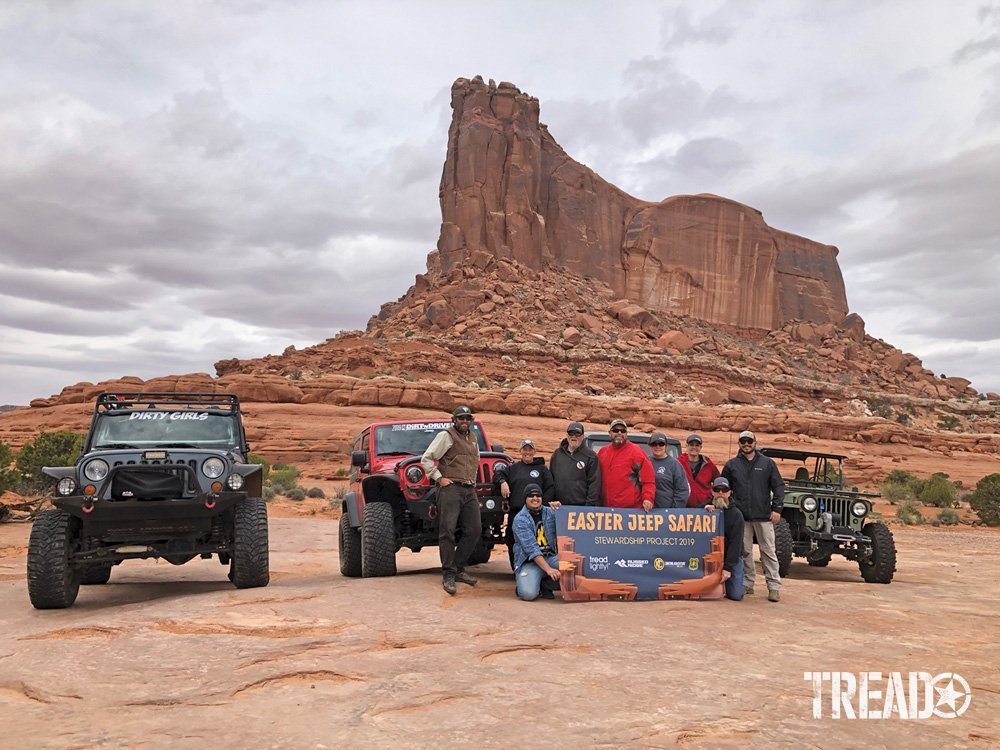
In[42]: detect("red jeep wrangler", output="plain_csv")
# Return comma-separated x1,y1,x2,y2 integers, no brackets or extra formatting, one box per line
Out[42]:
338,418,511,577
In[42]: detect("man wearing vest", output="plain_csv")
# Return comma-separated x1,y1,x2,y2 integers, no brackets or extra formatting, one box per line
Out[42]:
421,405,483,595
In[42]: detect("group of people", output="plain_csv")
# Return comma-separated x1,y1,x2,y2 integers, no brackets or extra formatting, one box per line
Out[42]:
421,406,786,603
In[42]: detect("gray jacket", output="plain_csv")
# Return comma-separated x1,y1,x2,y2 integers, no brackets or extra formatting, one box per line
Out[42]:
650,455,690,508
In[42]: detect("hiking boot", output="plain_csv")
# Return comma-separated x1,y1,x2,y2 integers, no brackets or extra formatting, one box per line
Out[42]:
744,586,755,596
768,589,780,603
539,588,555,600
442,575,457,595
455,571,478,586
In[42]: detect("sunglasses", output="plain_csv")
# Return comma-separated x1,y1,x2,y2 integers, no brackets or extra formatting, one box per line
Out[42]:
526,493,542,498
455,415,474,421
712,487,730,493
610,428,627,434
649,441,666,447
567,430,583,436
738,438,755,445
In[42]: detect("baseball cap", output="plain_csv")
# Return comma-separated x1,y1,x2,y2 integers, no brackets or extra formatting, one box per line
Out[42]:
524,483,543,497
686,433,702,445
609,418,627,430
649,432,668,444
738,430,756,441
712,477,731,490
519,439,535,449
566,421,585,434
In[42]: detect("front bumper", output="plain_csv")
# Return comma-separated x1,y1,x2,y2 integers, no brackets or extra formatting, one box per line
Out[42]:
54,492,246,538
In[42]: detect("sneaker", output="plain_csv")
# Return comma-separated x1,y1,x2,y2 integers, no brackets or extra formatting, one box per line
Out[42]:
767,589,780,603
539,588,555,600
744,586,755,596
442,575,457,595
455,571,478,586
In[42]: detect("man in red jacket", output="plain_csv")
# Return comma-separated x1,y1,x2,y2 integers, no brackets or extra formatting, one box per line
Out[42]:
678,433,721,508
597,419,655,509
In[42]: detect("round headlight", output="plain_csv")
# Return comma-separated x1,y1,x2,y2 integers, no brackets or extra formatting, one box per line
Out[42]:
485,498,496,510
493,461,509,473
801,496,818,513
226,473,244,491
57,477,77,496
202,458,226,478
84,459,109,482
405,465,424,484
851,501,869,517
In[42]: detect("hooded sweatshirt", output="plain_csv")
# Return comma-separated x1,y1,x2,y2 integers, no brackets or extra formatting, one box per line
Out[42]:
597,441,655,508
549,438,602,506
493,457,555,511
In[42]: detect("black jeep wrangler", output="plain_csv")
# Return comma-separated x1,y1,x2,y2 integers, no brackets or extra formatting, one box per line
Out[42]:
27,392,269,609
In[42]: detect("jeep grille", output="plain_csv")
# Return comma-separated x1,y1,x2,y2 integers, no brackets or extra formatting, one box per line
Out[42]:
111,458,199,493
819,496,855,526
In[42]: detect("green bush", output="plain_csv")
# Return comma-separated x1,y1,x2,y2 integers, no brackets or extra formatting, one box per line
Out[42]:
285,487,307,501
14,431,84,493
867,398,894,419
896,501,924,525
969,473,1000,526
880,469,923,504
262,485,277,501
306,486,325,499
937,414,961,431
918,472,957,508
269,463,301,491
247,453,271,481
936,508,959,525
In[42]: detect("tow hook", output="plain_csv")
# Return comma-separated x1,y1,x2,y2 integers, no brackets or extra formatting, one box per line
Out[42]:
82,499,95,514
205,497,217,509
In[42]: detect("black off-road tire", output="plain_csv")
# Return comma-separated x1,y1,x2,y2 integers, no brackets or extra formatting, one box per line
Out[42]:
80,562,113,585
361,502,397,577
859,522,896,584
467,543,493,566
339,512,362,577
231,497,269,588
774,518,793,578
27,508,81,609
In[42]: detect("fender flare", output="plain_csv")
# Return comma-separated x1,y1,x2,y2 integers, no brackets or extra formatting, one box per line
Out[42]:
343,491,362,528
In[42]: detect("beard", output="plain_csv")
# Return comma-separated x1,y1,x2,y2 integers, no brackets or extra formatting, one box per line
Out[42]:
713,495,730,509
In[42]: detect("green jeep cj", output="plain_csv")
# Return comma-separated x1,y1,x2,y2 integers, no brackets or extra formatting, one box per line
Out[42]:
759,447,896,584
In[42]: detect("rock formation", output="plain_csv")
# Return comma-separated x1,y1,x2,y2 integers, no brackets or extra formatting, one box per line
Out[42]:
437,76,847,330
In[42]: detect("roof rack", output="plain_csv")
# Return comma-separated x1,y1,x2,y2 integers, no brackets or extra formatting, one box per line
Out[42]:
95,392,241,412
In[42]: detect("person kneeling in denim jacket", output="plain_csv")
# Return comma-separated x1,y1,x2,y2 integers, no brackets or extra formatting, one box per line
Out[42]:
704,476,745,601
511,483,561,600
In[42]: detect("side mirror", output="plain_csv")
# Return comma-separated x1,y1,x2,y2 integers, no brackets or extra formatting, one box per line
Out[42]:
351,450,368,468
491,443,504,453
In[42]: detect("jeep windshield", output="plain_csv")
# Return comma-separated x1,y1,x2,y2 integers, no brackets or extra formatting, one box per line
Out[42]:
374,422,488,456
89,411,238,450
585,434,680,459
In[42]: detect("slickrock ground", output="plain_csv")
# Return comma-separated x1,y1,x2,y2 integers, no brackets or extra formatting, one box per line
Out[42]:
1,511,997,749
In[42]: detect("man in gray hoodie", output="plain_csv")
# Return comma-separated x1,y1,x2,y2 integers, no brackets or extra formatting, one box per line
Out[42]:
648,431,690,508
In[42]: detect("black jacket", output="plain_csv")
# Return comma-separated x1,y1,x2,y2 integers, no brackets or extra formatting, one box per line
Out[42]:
549,439,602,506
720,503,745,573
722,451,785,521
493,458,555,511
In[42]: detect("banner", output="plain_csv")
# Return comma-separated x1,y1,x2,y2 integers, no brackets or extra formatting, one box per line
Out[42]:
555,507,725,601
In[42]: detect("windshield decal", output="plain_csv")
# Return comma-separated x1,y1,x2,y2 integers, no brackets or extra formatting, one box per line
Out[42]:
391,422,452,431
128,412,210,421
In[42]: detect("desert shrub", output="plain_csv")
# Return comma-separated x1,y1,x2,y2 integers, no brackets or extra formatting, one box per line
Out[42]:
867,398,894,419
0,440,16,494
918,472,957,508
262,485,277,501
269,463,301,491
880,470,923,504
895,501,924,525
306,486,325,499
968,473,1000,526
937,414,961,431
247,453,271,481
285,487,307,501
936,508,959,525
14,431,85,493
333,467,349,478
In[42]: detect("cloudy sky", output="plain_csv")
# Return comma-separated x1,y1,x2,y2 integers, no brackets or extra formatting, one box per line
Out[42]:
1,0,998,405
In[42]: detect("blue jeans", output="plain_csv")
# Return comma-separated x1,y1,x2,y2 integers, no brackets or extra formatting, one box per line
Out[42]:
725,558,745,601
515,553,560,601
